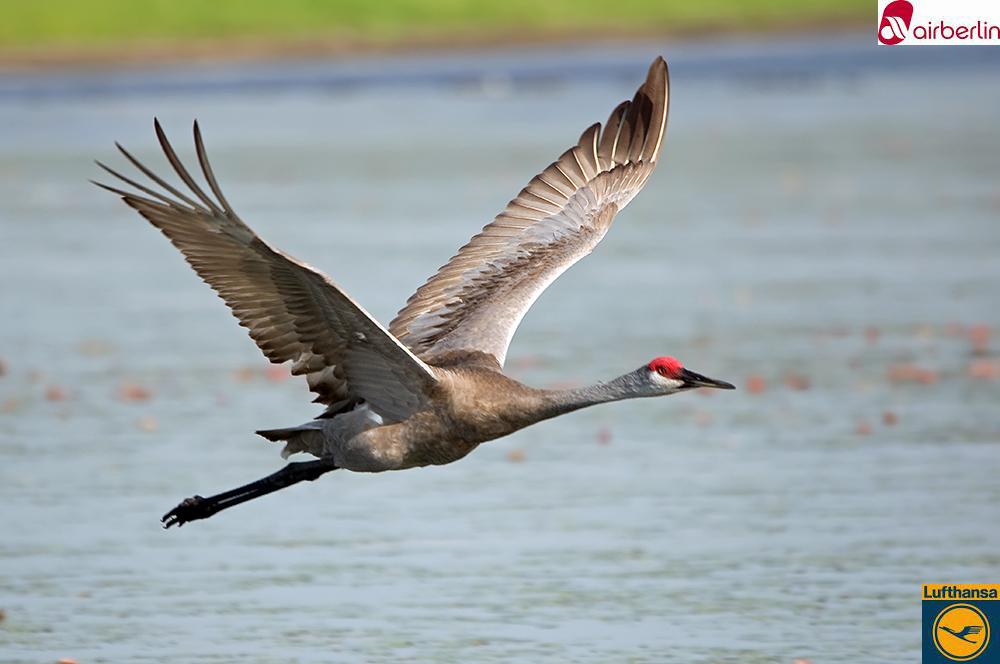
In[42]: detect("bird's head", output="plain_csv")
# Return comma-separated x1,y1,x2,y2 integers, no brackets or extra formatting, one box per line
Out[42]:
643,356,736,395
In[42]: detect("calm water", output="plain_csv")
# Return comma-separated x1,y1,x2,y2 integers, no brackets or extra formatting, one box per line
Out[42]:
1,36,999,663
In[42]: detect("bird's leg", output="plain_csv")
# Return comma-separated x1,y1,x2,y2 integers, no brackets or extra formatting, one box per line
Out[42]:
161,458,339,529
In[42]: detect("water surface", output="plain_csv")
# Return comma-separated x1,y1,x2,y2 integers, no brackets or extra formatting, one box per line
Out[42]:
1,36,999,663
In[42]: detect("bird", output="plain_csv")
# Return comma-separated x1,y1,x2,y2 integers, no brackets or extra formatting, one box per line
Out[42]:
94,56,735,528
939,625,983,644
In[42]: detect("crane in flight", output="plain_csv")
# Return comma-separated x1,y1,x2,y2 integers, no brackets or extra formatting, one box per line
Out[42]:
95,56,735,528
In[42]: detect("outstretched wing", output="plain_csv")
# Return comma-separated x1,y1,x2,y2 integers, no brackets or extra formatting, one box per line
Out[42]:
389,57,669,367
94,120,438,423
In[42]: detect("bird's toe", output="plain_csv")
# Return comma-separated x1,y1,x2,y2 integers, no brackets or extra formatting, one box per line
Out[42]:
161,495,207,529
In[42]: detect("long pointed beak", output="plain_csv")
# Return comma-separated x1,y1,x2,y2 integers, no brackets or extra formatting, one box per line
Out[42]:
680,368,736,390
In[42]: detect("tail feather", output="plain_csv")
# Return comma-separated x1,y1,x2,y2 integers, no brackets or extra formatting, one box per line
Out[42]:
256,423,326,458
256,405,382,460
256,427,304,442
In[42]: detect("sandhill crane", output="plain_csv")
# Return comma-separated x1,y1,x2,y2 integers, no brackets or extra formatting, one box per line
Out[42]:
95,56,734,528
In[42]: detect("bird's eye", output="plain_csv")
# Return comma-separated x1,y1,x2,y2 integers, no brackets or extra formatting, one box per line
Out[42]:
657,367,668,377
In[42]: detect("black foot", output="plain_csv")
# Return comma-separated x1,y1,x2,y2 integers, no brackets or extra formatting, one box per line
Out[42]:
162,495,212,529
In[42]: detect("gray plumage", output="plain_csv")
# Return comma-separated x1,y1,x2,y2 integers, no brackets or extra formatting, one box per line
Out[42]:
94,56,734,527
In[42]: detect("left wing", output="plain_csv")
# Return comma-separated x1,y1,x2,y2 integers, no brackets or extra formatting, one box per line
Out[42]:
95,120,439,423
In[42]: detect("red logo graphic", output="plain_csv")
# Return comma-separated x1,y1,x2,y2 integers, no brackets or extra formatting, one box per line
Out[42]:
879,0,914,44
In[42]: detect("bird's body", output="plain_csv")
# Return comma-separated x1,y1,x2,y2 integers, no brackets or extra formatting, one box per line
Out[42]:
269,354,539,471
95,56,735,527
268,352,713,472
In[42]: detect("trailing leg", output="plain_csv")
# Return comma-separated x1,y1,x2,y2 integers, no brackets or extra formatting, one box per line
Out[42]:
161,458,339,528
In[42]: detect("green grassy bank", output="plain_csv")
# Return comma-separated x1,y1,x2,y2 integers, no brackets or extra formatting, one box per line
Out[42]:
0,0,869,65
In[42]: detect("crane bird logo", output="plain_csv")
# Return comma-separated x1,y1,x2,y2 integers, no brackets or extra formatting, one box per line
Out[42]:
933,603,991,661
878,0,914,44
941,624,984,644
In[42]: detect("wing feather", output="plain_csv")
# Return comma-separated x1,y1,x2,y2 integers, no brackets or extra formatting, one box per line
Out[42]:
389,57,669,366
95,120,438,422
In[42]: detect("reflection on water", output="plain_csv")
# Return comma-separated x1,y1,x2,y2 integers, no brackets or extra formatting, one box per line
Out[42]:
1,37,999,663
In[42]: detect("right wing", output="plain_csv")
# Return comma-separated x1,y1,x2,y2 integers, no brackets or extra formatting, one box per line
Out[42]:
389,57,669,367
94,120,439,423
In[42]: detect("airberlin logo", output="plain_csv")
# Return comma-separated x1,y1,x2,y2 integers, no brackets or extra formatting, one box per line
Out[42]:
879,0,913,44
877,0,1000,44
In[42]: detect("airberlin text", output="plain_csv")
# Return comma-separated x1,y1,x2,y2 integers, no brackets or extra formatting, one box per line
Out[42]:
911,20,1000,40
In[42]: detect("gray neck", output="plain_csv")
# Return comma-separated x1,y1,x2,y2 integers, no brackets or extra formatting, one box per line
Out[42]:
536,368,647,421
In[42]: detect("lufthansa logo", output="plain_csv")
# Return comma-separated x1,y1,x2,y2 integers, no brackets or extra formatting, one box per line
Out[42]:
934,603,991,661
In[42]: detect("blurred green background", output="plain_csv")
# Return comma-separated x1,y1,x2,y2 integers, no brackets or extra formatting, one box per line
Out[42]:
0,0,869,62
